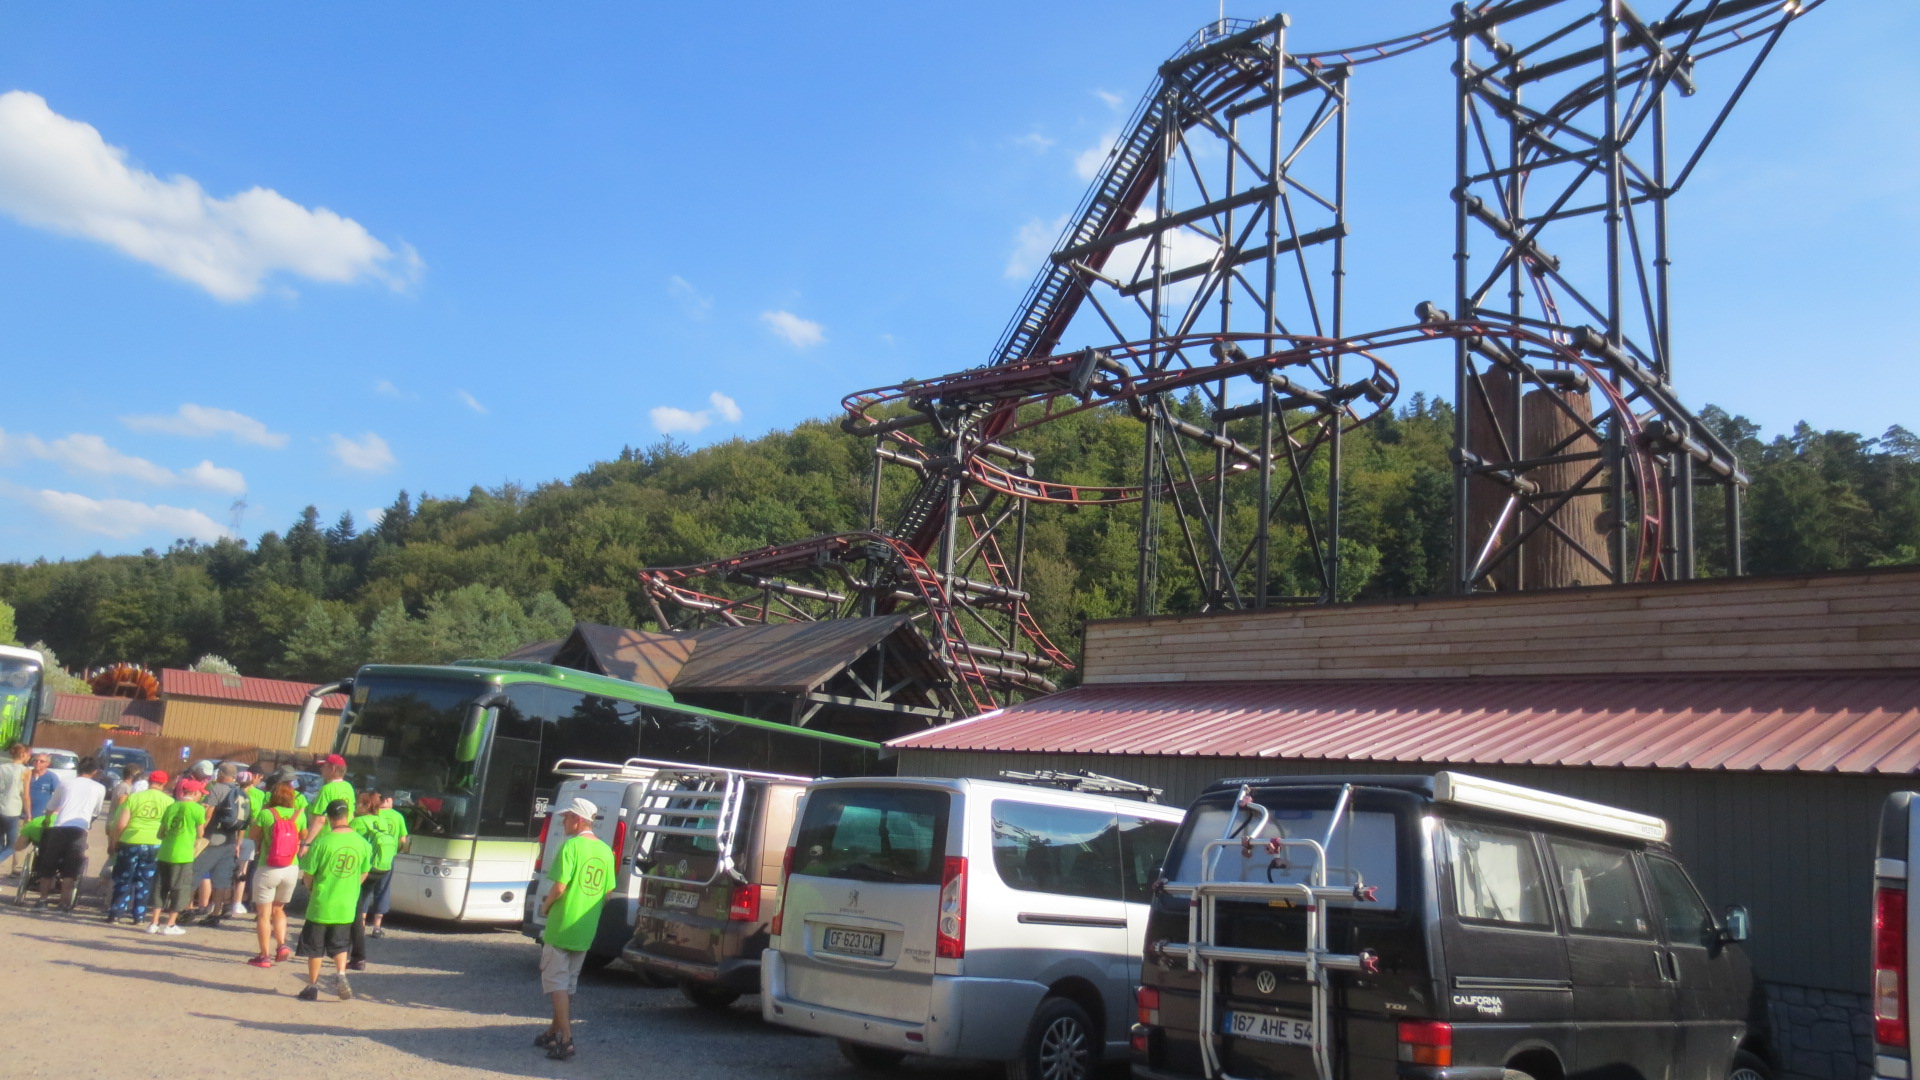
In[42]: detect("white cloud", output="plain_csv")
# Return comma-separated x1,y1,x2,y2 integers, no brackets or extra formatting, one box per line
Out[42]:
0,427,245,492
328,432,395,472
667,275,713,319
374,379,407,398
1075,130,1120,182
456,389,488,415
1094,89,1124,109
649,391,744,435
121,403,288,448
1014,132,1056,152
10,486,230,541
761,310,826,349
0,90,420,302
364,507,387,527
1006,214,1068,280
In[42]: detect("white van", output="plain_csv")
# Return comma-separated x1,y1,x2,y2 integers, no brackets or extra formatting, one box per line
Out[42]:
522,758,672,969
761,776,1185,1079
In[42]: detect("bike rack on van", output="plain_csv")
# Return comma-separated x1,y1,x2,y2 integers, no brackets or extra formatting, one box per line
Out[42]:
630,764,809,887
1159,783,1378,1080
996,768,1164,802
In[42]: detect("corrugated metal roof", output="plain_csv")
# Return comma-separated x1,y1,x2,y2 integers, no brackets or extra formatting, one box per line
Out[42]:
47,693,164,731
888,672,1920,775
159,669,348,710
674,616,936,695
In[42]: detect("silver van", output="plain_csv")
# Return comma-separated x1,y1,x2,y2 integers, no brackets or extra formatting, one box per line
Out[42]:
761,776,1185,1079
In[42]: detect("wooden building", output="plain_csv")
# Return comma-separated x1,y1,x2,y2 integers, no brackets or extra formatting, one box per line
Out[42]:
156,669,346,753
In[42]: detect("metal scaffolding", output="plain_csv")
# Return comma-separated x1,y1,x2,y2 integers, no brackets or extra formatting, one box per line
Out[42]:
640,1,1818,713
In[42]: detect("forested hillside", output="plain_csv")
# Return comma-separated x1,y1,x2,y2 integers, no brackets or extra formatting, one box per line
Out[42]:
3,401,1915,687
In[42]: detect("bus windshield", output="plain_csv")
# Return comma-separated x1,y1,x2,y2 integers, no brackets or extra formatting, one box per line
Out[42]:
0,656,43,748
338,675,486,839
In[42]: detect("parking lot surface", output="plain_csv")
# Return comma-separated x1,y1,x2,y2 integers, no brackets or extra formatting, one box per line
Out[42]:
0,894,1002,1080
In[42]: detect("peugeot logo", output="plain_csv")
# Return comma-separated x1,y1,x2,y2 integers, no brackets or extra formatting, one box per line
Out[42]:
847,889,861,908
1255,970,1277,995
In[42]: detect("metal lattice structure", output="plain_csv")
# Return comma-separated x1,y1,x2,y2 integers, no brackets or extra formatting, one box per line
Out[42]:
640,1,1818,715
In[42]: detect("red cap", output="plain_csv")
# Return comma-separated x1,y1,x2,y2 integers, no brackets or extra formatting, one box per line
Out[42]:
175,779,207,796
146,770,169,786
321,754,346,767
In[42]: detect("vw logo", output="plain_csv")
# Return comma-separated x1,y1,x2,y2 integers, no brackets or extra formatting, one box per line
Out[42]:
1255,970,1277,995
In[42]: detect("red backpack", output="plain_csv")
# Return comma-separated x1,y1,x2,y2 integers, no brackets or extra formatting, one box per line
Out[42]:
264,807,302,868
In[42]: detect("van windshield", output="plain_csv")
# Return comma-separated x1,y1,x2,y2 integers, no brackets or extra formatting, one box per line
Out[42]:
1168,796,1399,910
793,787,949,885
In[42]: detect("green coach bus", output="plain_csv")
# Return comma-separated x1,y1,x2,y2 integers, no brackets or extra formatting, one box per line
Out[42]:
296,659,886,923
0,644,47,749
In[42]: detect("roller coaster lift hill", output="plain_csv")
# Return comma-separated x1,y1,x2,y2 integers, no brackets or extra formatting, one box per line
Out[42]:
640,0,1821,716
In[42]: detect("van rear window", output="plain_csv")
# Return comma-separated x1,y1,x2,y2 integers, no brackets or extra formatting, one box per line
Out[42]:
794,787,949,885
1168,800,1398,910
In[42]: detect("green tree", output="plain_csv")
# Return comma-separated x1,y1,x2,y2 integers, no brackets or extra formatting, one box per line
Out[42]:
189,654,241,675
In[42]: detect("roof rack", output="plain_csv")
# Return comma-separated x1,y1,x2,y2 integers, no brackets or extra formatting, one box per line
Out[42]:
997,768,1163,803
632,764,811,886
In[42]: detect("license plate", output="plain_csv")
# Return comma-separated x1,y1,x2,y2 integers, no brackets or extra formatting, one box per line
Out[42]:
1224,1011,1314,1046
821,927,885,957
663,889,701,910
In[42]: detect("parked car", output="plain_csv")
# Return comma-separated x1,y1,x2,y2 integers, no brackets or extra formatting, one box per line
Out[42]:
1873,792,1915,1080
522,757,675,971
622,765,808,1008
761,776,1185,1077
1132,772,1770,1080
99,746,154,777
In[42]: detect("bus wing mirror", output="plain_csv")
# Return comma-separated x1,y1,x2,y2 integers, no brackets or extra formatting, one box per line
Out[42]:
295,682,345,750
1719,904,1751,943
457,691,507,764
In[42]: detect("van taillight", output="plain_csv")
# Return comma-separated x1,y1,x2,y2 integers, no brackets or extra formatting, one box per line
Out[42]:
533,814,553,873
936,856,967,959
1876,886,1908,1047
770,845,794,936
1136,985,1161,1025
1397,1021,1453,1067
729,883,761,922
612,817,629,868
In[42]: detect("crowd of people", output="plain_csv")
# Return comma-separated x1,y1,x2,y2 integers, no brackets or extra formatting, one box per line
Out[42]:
0,743,619,1061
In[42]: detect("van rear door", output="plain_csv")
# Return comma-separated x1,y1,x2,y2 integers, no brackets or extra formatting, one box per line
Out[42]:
1874,793,1917,1080
779,784,952,1024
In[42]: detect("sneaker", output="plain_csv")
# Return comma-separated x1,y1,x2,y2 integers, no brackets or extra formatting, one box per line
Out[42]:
336,974,353,1001
199,914,224,929
369,927,385,939
297,984,319,1002
346,959,367,971
275,945,293,962
145,924,161,935
228,903,248,917
247,955,274,968
161,925,187,936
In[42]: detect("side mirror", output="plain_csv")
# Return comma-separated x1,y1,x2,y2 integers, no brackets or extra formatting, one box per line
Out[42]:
1720,904,1751,943
294,682,343,751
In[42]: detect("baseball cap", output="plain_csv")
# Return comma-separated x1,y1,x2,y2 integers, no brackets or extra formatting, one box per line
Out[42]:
562,797,597,822
191,759,215,777
146,770,169,786
176,779,207,796
321,753,346,767
326,799,351,817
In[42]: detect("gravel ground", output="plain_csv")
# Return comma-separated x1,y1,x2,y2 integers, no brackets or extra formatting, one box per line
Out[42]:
0,864,1005,1080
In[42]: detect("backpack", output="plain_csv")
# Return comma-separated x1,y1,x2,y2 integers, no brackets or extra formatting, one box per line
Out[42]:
212,783,249,831
264,807,302,868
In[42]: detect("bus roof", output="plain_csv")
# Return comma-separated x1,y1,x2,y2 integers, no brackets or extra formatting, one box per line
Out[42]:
0,645,42,664
352,660,885,750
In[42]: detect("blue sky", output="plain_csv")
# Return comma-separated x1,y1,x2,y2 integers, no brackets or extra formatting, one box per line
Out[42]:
0,1,1911,562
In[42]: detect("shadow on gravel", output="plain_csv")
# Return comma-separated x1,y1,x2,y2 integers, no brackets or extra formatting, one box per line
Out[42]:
48,958,285,996
191,1015,564,1074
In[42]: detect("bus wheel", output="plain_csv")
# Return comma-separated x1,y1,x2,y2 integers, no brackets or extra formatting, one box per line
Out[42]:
1729,1050,1771,1080
680,980,741,1010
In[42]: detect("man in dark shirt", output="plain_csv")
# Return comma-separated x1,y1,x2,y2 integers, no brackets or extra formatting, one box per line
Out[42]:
192,762,248,926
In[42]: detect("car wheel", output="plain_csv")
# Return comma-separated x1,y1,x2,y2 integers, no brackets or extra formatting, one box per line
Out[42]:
1007,996,1098,1080
1729,1050,1771,1080
679,980,741,1010
580,951,615,972
839,1040,908,1070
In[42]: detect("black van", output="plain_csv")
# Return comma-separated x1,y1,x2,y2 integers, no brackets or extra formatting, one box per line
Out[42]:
1133,773,1771,1080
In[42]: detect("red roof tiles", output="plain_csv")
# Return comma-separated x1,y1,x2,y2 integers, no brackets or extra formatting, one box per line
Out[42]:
160,669,347,710
889,672,1920,774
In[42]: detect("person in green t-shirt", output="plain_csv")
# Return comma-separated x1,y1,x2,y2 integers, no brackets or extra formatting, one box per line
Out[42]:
106,771,173,924
295,799,370,1002
366,796,409,937
347,791,396,969
246,781,309,968
534,798,614,1061
149,781,207,936
305,754,355,843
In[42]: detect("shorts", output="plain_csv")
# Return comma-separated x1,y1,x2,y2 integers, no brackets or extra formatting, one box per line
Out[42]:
297,920,354,959
157,861,197,912
252,863,301,906
38,826,87,879
539,943,588,995
193,839,237,885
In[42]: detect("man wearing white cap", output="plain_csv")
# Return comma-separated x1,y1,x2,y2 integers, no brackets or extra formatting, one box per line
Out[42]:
533,797,613,1062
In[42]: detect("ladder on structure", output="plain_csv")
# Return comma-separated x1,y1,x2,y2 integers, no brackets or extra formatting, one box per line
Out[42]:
1159,783,1379,1080
631,763,808,887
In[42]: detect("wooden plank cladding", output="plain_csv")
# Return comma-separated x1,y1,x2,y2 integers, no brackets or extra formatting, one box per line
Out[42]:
1082,568,1920,683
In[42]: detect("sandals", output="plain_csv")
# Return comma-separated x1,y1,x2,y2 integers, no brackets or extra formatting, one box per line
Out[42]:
533,1031,557,1049
546,1038,576,1061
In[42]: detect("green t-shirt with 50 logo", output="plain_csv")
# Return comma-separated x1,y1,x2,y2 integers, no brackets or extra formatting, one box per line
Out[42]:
301,827,371,925
157,800,206,865
542,833,614,952
117,788,174,846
